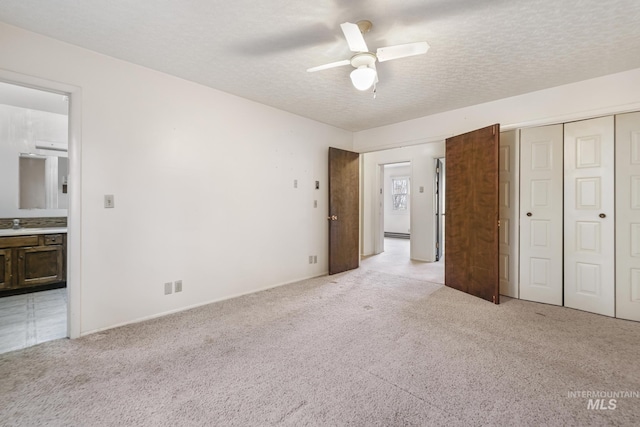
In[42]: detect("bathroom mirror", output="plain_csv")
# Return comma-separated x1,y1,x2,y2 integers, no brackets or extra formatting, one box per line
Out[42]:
19,154,69,210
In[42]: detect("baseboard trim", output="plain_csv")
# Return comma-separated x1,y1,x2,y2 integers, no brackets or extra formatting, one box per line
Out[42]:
80,272,329,337
384,232,410,239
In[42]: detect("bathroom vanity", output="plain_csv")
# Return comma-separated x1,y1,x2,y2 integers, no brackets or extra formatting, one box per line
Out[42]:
0,228,67,293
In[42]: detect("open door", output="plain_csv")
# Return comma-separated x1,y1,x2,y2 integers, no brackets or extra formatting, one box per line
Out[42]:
328,147,360,275
445,124,500,304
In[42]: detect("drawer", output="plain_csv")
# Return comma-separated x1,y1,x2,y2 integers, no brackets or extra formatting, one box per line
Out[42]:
44,234,64,245
0,235,39,249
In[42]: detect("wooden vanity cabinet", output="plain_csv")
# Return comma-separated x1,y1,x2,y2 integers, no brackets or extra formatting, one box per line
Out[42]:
0,233,66,292
0,249,11,289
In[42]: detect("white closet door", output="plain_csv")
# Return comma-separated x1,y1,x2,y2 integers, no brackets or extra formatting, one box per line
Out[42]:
616,112,640,322
499,130,519,298
519,125,563,305
564,116,615,317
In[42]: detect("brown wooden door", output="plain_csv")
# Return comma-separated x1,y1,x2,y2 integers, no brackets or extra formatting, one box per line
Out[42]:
328,147,360,275
445,124,500,304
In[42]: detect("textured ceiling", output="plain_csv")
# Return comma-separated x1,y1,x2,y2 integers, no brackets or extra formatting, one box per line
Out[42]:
1,0,640,131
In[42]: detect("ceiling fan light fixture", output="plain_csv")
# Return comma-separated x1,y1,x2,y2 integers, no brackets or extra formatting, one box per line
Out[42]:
350,66,377,91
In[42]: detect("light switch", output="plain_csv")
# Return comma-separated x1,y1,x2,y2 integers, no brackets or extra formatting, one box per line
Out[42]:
419,186,424,193
104,194,115,208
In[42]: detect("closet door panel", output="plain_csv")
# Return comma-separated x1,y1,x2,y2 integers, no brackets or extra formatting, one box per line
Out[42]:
616,111,640,322
499,130,519,298
520,125,563,305
564,116,614,317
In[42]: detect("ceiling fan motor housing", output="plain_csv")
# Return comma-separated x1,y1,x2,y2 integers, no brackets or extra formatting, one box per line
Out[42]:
350,52,376,68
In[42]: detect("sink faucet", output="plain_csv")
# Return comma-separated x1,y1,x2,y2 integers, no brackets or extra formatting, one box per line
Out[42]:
12,219,20,229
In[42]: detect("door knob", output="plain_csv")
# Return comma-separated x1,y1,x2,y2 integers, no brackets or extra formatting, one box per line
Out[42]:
599,213,606,218
526,212,532,217
327,215,338,221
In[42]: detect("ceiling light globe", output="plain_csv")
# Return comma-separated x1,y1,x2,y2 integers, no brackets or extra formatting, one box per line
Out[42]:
350,66,377,91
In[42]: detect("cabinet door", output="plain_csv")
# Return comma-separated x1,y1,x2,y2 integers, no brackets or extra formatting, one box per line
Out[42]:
17,245,64,288
0,249,12,289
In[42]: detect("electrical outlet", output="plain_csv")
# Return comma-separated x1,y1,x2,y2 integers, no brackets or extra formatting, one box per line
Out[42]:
313,255,317,264
175,280,182,293
309,255,313,264
164,282,172,295
294,179,298,188
104,194,115,208
315,181,320,190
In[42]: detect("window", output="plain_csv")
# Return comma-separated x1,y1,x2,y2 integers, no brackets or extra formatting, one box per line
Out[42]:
391,176,409,210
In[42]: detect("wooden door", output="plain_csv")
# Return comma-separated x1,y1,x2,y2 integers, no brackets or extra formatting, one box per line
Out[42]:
498,130,519,298
519,124,564,305
328,147,360,275
445,124,500,304
615,111,640,322
564,116,615,317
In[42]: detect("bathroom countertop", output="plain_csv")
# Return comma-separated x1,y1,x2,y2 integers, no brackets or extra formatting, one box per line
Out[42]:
0,227,68,237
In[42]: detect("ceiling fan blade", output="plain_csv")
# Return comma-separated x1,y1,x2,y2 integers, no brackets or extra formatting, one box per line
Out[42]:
340,22,369,52
307,59,351,73
376,42,430,62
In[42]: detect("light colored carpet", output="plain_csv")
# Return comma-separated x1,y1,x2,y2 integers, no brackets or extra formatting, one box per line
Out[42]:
0,269,639,426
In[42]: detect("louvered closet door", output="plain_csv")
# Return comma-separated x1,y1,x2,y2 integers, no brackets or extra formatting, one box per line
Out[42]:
616,112,640,322
519,124,563,306
564,116,615,317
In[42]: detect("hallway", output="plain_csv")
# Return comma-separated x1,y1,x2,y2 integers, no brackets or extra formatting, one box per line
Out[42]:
361,237,444,284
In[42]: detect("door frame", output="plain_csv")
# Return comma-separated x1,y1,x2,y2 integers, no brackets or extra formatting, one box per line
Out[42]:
374,161,413,255
0,69,83,339
434,157,445,262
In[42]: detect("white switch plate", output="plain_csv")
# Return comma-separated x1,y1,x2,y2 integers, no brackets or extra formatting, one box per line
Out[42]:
104,194,115,208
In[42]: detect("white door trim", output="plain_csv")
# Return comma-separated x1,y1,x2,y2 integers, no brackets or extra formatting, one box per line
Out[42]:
0,69,83,338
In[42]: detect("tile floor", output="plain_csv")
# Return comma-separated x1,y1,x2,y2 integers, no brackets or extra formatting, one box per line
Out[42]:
0,288,67,354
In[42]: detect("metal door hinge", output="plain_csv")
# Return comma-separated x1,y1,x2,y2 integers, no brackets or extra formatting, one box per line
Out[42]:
497,219,501,227
492,295,496,303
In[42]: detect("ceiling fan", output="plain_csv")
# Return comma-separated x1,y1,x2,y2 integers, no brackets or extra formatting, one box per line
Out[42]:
307,20,429,92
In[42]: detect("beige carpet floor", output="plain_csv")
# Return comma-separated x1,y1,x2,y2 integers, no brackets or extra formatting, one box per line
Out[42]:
1,256,639,425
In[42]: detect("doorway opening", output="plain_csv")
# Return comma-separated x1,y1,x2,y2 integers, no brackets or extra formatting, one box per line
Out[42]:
0,80,72,353
381,162,411,256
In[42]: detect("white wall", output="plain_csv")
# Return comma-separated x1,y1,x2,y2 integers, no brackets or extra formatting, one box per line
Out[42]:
354,67,640,152
383,163,411,234
362,143,444,262
0,104,68,217
0,23,352,334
